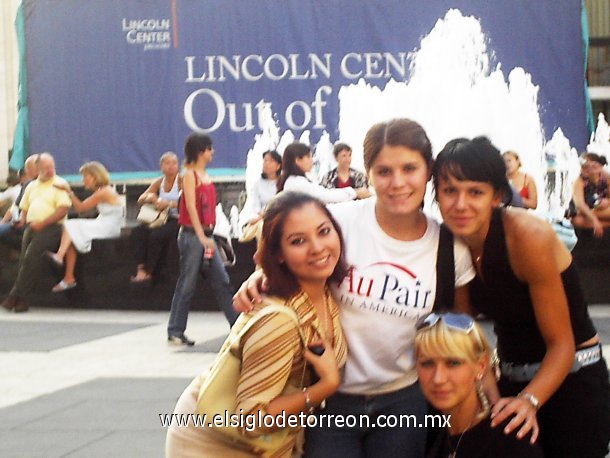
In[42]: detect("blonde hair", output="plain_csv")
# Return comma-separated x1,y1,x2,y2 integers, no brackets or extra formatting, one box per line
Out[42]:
502,150,521,167
415,318,491,362
415,315,493,418
79,161,110,188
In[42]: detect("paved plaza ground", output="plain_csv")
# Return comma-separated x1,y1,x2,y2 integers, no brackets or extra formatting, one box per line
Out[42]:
1,305,609,457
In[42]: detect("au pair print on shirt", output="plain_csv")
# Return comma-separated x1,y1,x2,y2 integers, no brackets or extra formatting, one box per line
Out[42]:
336,262,433,318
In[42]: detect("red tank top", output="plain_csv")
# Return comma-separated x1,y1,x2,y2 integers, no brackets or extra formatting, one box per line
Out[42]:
178,171,216,228
518,175,529,199
337,176,353,188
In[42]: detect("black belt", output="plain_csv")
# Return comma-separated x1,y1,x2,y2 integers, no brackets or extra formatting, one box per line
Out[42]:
180,225,214,236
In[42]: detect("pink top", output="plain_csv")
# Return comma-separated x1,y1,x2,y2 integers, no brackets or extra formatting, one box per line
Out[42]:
518,175,529,199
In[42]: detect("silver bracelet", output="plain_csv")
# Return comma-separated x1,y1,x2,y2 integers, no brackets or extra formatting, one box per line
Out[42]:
519,391,540,410
302,388,315,415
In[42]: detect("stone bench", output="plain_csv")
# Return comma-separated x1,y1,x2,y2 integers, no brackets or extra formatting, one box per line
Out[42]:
571,227,610,305
0,232,257,311
2,225,608,310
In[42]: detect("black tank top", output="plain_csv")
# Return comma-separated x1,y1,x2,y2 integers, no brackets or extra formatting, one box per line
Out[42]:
470,208,596,363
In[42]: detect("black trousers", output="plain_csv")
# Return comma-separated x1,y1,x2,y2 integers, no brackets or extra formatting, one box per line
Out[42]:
499,357,610,458
131,218,179,274
11,224,62,298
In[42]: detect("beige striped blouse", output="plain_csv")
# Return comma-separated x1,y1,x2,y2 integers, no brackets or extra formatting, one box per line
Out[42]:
193,288,347,457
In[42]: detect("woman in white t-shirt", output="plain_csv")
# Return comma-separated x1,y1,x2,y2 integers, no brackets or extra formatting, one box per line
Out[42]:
235,119,475,458
277,142,371,203
238,149,282,232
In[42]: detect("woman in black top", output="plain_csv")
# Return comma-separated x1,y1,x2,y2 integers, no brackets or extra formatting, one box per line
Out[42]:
432,137,609,458
415,312,543,458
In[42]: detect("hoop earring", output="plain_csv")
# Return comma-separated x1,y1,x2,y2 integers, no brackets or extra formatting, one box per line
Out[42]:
476,380,490,419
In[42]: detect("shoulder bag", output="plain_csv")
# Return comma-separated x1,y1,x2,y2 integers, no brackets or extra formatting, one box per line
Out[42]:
136,203,169,228
195,300,305,456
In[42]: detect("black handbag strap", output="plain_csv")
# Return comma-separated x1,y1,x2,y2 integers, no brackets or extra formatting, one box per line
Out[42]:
433,224,455,312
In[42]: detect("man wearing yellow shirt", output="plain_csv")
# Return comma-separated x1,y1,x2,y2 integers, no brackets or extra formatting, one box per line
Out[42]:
1,153,71,312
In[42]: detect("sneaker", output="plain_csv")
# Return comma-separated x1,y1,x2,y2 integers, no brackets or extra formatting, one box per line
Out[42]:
167,334,195,346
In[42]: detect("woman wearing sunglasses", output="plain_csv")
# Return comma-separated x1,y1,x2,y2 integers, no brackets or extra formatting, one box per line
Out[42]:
415,312,543,458
433,137,610,458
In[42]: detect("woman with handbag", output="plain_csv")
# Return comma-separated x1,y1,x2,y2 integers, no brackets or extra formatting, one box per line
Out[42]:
166,191,348,457
415,312,543,458
433,137,610,457
47,161,123,292
167,134,239,345
130,152,182,283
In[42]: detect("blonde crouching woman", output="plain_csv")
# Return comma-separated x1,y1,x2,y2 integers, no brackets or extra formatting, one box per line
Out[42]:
415,313,543,458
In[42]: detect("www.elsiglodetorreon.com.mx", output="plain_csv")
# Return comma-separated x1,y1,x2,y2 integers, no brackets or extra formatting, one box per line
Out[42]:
160,410,450,430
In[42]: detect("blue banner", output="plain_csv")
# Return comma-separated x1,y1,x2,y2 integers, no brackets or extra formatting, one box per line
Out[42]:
24,0,586,175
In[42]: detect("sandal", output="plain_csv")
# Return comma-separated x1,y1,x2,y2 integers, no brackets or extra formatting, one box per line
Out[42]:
45,251,64,268
52,280,77,293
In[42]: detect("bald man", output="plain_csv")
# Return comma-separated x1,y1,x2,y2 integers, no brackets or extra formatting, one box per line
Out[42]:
1,153,71,312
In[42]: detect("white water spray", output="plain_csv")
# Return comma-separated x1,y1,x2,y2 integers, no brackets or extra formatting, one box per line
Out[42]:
587,113,610,161
241,8,596,219
544,129,581,219
337,9,551,214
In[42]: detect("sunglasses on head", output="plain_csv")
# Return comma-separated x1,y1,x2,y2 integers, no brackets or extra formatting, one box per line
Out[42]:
416,312,475,334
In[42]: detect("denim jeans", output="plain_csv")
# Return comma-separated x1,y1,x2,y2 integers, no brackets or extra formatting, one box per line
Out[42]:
0,223,23,250
0,222,12,237
304,383,428,458
167,229,239,337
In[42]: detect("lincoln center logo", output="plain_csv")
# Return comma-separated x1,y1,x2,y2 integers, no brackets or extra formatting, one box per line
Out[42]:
122,18,171,51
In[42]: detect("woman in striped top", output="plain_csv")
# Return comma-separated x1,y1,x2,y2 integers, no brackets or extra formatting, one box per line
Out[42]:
166,191,348,457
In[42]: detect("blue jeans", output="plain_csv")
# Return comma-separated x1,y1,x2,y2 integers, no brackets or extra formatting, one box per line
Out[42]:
304,383,428,458
167,229,239,337
0,222,12,237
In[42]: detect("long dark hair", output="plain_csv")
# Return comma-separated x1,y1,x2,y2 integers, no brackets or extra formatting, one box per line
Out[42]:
433,136,513,205
260,191,349,298
277,142,311,192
